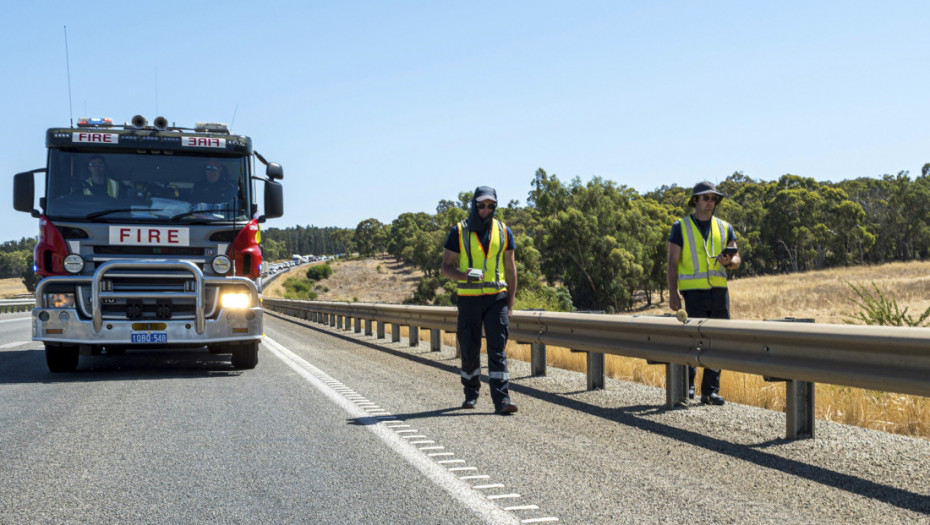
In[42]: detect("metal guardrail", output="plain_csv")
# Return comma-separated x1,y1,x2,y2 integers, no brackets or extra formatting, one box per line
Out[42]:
0,298,34,314
262,298,930,440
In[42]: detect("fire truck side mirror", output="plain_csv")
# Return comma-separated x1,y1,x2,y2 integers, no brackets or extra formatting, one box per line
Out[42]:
266,162,283,180
263,180,284,219
14,171,39,217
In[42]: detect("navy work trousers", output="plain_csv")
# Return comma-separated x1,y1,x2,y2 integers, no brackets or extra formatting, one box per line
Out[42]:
457,293,510,407
682,287,729,396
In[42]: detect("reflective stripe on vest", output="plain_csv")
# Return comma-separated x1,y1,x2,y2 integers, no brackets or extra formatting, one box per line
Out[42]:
678,215,729,291
456,218,509,296
83,177,120,198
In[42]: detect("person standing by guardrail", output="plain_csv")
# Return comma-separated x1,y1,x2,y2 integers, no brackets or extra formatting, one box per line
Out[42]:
440,186,519,414
666,181,740,406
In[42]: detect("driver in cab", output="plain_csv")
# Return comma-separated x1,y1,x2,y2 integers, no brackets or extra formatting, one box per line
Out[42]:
82,155,120,198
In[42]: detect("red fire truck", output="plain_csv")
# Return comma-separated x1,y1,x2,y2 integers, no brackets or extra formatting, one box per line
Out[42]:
13,115,284,372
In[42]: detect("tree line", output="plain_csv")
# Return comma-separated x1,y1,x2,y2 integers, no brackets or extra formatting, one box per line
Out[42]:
5,168,929,310
331,168,930,312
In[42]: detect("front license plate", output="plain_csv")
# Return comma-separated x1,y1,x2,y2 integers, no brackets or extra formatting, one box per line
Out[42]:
131,332,167,343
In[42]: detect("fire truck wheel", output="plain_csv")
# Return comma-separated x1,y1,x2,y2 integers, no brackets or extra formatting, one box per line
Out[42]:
106,346,127,355
46,344,79,373
230,342,259,370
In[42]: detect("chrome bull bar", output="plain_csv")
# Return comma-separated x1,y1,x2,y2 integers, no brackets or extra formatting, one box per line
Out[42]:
91,260,205,334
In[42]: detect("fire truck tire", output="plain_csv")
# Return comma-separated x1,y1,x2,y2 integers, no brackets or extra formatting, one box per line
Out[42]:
46,344,79,373
106,346,127,355
231,342,259,370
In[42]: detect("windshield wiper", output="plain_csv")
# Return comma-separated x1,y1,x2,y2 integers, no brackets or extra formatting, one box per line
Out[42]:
169,211,211,221
85,208,162,219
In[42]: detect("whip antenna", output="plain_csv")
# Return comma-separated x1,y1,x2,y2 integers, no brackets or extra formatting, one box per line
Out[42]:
64,26,74,127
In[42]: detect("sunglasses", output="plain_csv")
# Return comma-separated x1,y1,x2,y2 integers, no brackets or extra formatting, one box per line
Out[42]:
88,163,105,168
476,202,497,210
205,165,220,171
698,194,718,202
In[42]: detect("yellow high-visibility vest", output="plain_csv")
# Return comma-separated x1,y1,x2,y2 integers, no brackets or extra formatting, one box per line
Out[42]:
83,177,120,198
456,218,509,296
677,215,730,291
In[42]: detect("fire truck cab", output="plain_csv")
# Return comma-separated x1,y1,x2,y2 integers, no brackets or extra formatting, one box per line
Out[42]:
13,115,284,373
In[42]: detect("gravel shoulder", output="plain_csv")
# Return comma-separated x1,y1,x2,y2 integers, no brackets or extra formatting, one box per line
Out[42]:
266,311,930,524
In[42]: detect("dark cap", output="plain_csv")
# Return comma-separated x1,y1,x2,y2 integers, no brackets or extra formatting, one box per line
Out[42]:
689,181,725,206
474,186,497,202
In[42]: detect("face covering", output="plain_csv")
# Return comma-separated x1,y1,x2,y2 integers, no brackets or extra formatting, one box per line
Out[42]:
468,186,497,232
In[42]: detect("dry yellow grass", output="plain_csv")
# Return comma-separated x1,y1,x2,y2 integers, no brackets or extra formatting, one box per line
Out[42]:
270,257,930,440
0,277,29,299
264,255,425,303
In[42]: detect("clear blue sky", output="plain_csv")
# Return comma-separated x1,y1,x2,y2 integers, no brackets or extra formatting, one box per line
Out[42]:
3,1,929,242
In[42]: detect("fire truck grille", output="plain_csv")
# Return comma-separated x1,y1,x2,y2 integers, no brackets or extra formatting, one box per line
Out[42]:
94,246,205,256
77,277,220,321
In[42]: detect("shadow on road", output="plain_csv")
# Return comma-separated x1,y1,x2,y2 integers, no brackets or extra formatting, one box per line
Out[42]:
267,309,930,515
0,347,244,385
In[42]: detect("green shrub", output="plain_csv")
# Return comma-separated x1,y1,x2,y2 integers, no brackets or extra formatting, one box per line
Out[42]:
846,281,930,327
282,276,318,300
515,285,574,312
305,264,333,281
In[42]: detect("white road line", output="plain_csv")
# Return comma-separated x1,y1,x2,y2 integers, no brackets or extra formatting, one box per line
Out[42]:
505,505,540,511
0,341,31,349
0,317,30,325
487,494,521,500
520,518,559,524
473,484,506,490
460,475,491,480
263,337,521,525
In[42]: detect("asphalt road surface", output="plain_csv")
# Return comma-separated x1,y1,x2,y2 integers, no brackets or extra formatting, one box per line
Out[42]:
1,310,928,524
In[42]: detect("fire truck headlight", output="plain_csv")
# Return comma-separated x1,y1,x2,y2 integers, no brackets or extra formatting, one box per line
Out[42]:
44,293,76,308
63,255,84,274
212,255,232,275
220,292,251,309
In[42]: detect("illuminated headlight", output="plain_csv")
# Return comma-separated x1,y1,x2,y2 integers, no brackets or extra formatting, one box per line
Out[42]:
44,293,76,308
220,292,251,309
63,254,84,274
212,255,232,275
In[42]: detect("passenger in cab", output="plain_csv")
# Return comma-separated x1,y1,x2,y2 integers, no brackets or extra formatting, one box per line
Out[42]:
190,159,239,207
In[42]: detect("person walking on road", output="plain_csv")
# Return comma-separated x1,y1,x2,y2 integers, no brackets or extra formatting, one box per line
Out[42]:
441,186,519,414
667,181,740,406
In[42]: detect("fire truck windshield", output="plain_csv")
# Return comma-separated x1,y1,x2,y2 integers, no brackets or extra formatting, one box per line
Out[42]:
45,150,252,223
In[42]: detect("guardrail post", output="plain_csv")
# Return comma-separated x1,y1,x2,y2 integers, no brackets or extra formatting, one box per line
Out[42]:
531,343,547,376
329,313,336,327
765,317,817,439
377,320,386,339
666,364,689,408
786,380,816,439
430,329,441,352
392,323,401,343
346,316,354,332
580,350,605,390
365,319,373,336
336,315,343,329
409,325,419,347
